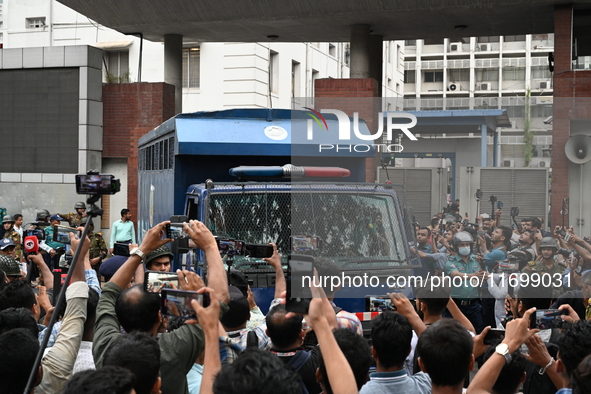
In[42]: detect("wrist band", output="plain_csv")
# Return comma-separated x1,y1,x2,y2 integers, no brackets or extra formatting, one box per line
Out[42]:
539,357,554,375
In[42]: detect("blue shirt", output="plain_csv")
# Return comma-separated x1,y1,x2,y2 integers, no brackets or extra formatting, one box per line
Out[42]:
445,254,481,299
484,246,507,272
360,369,431,394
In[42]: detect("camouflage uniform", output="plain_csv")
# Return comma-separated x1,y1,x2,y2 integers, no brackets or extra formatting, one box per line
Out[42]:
4,229,22,262
522,260,567,299
61,212,85,228
89,231,108,262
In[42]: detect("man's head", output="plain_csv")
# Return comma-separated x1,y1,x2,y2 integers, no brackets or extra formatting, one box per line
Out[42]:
0,279,37,317
483,347,526,394
0,307,39,338
317,328,371,394
538,237,558,260
145,246,173,272
556,320,591,379
0,328,41,394
416,227,431,247
265,304,304,349
49,214,64,226
79,217,93,233
64,366,136,394
115,285,161,333
220,286,250,331
121,209,132,221
582,271,591,300
0,256,23,282
519,229,534,245
414,278,451,317
213,348,300,394
2,215,14,231
314,257,342,296
492,225,512,249
452,231,474,257
417,319,474,388
104,332,161,394
74,201,86,216
13,214,23,228
0,239,16,259
371,311,413,370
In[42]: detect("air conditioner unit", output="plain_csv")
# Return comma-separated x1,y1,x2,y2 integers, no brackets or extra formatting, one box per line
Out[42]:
539,81,552,89
503,159,515,167
480,83,492,91
480,44,492,52
450,42,463,52
448,83,458,91
539,161,547,167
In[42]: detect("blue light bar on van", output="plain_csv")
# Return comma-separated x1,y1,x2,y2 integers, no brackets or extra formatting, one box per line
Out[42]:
229,164,350,178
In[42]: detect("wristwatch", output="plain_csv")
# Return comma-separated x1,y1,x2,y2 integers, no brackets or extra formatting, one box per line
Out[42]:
495,343,512,364
129,247,146,262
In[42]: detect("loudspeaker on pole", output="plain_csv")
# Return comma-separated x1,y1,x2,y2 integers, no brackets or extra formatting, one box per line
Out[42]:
565,134,591,164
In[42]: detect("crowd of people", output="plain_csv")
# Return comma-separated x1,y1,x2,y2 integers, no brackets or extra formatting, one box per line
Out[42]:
0,199,590,394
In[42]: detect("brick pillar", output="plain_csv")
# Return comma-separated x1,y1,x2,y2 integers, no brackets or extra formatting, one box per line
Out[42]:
103,82,176,224
314,78,380,182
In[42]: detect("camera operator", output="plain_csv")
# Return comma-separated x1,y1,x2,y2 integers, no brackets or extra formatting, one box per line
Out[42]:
515,229,538,259
555,227,591,291
44,214,67,270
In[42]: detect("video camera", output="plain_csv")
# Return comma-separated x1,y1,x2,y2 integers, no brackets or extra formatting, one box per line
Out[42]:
214,237,274,259
557,248,575,259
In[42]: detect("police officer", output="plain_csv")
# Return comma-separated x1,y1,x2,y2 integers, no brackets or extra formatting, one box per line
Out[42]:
59,202,87,228
522,236,566,299
80,217,108,270
445,231,488,333
2,215,22,262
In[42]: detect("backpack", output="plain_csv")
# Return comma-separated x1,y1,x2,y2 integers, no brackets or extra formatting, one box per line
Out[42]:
287,350,312,394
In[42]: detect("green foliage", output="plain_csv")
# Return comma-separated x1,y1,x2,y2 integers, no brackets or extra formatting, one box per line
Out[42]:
523,89,535,167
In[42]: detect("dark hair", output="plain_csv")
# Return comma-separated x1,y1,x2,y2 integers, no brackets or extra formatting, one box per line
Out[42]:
0,279,36,312
64,366,136,394
121,209,131,217
0,307,38,338
557,320,591,377
115,285,161,333
483,217,492,223
319,328,371,394
314,258,342,295
414,278,451,316
265,304,303,349
371,311,413,369
498,225,513,249
12,214,22,221
87,287,100,326
0,328,39,394
0,269,6,292
417,227,431,237
516,281,552,314
525,217,542,229
104,332,161,394
416,319,473,386
483,347,526,394
572,354,591,394
213,348,300,394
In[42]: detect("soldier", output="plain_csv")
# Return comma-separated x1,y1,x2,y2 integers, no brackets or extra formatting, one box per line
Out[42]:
80,217,108,271
2,215,22,262
59,201,87,228
521,236,566,299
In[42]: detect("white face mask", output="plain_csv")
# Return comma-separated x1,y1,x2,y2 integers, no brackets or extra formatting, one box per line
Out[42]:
458,246,471,256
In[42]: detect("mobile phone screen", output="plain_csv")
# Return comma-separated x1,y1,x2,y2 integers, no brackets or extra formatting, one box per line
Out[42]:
286,255,314,314
53,225,81,244
144,271,180,293
161,289,210,319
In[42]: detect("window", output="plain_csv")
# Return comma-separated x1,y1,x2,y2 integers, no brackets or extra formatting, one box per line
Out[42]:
182,48,200,88
449,69,470,81
423,39,444,45
424,71,444,83
291,61,300,98
405,40,416,46
503,67,525,80
26,17,45,29
404,70,415,83
478,36,500,43
531,66,551,79
311,69,319,97
504,35,526,42
505,106,525,118
476,68,499,81
105,51,130,82
531,104,553,117
269,51,279,94
329,44,336,57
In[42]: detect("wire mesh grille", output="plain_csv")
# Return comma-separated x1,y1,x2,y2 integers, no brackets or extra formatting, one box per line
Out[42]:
204,183,419,272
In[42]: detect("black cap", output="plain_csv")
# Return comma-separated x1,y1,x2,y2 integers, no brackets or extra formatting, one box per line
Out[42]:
227,269,248,295
99,255,129,281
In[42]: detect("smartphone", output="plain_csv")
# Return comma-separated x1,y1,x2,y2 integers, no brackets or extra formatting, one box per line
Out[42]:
286,254,314,314
161,289,210,320
533,309,568,329
483,328,506,345
244,244,274,258
53,225,81,244
496,201,504,209
291,236,321,252
365,295,395,312
144,270,180,293
166,223,189,240
113,242,130,257
216,239,245,256
76,174,120,195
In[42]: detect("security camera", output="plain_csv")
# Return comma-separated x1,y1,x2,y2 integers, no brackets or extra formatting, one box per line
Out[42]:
543,116,553,125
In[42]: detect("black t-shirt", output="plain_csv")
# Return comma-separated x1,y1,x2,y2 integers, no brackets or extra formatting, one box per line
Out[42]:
273,346,322,394
551,290,586,319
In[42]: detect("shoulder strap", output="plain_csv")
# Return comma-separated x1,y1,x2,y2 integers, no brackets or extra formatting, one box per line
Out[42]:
246,330,259,349
333,306,343,315
287,349,312,371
